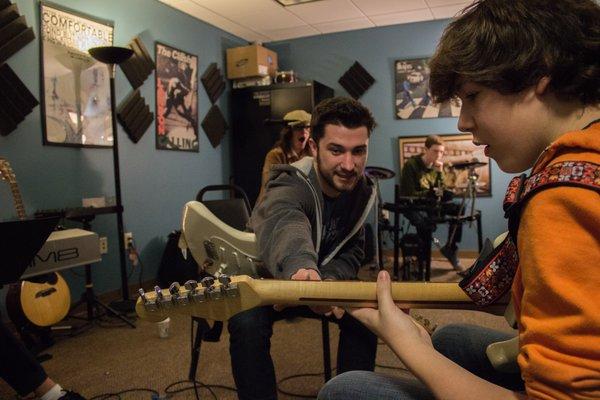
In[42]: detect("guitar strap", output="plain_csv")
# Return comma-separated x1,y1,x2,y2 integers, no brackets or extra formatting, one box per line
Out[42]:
460,160,600,306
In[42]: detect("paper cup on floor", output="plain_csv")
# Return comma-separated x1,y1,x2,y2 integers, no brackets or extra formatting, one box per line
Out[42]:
157,317,170,338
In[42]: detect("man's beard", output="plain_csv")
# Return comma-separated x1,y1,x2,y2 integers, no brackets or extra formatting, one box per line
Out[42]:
316,152,359,194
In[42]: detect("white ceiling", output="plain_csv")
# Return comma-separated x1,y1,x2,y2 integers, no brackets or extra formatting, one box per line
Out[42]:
157,0,473,42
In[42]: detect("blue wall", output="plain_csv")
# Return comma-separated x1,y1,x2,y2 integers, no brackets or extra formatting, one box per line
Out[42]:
270,21,513,250
0,0,245,306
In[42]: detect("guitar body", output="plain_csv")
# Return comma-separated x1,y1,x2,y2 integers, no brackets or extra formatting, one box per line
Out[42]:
6,272,71,327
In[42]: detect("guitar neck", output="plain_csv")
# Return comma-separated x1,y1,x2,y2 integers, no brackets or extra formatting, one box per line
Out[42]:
0,158,26,220
251,279,507,315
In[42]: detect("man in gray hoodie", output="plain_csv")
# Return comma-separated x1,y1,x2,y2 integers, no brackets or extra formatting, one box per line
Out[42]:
228,97,379,400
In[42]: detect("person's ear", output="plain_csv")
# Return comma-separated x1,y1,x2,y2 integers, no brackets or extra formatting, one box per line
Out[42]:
535,76,551,96
308,138,317,157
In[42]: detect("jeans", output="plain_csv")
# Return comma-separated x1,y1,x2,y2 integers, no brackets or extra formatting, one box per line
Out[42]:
318,324,524,400
228,305,378,400
0,320,47,396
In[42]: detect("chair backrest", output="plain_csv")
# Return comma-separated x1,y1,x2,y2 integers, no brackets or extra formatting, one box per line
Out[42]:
195,184,251,231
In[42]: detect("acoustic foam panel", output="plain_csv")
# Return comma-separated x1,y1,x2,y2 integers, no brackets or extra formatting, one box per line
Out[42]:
201,63,225,104
0,63,38,136
116,88,154,143
0,1,35,64
119,36,155,89
201,104,228,148
338,61,375,99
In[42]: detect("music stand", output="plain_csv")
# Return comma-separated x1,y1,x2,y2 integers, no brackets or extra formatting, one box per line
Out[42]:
0,216,59,286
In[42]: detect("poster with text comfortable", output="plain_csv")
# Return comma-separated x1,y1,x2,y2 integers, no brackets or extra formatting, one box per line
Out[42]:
40,2,114,147
395,58,461,120
155,42,199,152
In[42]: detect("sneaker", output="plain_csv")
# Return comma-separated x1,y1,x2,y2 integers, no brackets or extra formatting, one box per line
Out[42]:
440,245,465,273
58,391,86,400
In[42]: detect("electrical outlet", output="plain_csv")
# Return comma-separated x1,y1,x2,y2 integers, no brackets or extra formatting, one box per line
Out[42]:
99,236,108,254
124,232,133,250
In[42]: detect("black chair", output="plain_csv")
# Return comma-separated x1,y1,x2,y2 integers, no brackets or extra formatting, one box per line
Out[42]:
189,184,333,384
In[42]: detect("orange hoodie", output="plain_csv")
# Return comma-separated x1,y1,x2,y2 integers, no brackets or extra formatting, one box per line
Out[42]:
512,121,600,399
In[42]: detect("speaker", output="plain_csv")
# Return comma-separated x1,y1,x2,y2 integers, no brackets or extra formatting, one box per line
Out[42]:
338,61,375,99
201,104,228,148
116,89,154,143
0,1,35,64
0,63,38,136
119,36,155,89
201,63,225,104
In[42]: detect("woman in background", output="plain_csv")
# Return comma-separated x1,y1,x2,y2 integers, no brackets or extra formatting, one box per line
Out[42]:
257,109,312,204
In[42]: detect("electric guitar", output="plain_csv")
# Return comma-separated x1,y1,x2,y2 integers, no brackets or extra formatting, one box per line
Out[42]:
1,157,71,327
138,201,518,372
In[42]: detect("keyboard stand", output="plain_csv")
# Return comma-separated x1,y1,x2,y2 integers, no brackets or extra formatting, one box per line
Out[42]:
68,215,135,328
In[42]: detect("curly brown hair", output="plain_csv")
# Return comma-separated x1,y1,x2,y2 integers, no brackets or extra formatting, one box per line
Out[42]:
429,0,600,105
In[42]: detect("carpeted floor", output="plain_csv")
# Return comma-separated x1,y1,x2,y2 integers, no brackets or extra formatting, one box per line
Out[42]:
1,254,515,399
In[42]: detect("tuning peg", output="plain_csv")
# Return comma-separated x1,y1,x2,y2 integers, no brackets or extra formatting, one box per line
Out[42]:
154,285,163,300
201,276,215,288
218,274,231,286
184,280,198,290
139,288,158,312
184,280,205,303
169,282,181,295
154,285,173,307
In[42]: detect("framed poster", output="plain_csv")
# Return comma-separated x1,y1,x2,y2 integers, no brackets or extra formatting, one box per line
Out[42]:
398,134,492,197
395,58,462,120
40,2,114,147
155,42,199,152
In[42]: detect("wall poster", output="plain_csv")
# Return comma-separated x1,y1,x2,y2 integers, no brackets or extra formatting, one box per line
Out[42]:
398,133,492,197
155,42,199,152
40,2,114,147
395,58,462,120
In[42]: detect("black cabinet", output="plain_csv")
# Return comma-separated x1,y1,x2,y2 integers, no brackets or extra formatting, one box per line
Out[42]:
230,81,334,206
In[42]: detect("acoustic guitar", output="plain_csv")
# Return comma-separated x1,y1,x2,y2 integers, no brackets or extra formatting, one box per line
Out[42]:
1,157,71,328
138,201,519,372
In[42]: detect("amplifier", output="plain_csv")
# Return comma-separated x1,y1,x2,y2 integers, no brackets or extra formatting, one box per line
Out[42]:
21,229,101,279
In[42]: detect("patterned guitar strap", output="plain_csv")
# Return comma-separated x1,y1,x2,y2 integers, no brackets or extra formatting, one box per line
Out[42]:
460,160,600,306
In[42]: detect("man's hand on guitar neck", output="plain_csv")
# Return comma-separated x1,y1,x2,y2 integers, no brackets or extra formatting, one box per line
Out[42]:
273,268,345,319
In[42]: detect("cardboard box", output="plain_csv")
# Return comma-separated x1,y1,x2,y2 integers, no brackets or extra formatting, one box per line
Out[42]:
226,44,278,79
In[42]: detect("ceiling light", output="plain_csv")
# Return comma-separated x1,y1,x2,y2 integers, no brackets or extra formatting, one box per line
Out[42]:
275,0,323,6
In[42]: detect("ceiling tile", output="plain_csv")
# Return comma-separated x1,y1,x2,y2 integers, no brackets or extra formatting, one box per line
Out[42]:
370,8,434,27
287,0,364,24
158,0,270,42
425,0,469,7
350,0,428,16
312,17,374,34
190,0,281,18
232,8,306,31
264,25,321,41
430,2,470,19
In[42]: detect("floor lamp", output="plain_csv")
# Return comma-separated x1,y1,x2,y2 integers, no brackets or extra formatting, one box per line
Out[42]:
88,46,135,312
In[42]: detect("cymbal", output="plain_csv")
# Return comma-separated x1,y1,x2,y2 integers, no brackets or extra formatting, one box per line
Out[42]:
365,166,395,180
449,159,488,170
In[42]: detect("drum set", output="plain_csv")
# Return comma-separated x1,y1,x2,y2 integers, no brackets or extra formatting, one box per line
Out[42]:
365,158,487,275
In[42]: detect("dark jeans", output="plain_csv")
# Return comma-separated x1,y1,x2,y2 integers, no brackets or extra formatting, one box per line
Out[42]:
318,324,524,400
228,305,378,400
405,202,463,260
0,320,47,396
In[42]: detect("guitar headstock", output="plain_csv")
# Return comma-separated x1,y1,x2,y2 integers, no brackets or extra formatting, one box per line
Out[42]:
135,275,262,322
